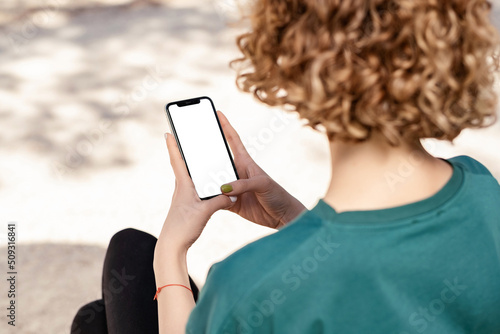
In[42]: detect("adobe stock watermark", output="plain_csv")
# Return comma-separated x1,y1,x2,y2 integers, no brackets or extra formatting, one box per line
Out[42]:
383,140,438,192
3,0,70,54
213,0,251,22
71,267,136,334
399,277,467,334
227,234,340,334
52,64,169,179
242,112,294,159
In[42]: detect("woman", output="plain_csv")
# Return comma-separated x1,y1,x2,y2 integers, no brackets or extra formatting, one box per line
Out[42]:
72,0,500,333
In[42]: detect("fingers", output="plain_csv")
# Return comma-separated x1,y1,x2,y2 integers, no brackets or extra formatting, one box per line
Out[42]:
165,133,192,184
217,111,252,161
220,175,271,196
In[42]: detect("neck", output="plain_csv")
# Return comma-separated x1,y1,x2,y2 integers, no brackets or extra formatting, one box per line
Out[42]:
323,133,453,213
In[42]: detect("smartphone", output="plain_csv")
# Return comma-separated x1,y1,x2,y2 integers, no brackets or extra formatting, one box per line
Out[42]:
165,96,239,199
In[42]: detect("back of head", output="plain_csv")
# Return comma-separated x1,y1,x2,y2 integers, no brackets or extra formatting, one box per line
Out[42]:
232,0,500,145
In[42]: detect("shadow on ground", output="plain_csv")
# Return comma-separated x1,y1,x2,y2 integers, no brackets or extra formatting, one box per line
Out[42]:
0,1,232,179
0,243,106,334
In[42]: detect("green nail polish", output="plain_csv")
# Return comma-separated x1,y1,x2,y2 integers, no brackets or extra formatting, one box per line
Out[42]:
221,184,233,193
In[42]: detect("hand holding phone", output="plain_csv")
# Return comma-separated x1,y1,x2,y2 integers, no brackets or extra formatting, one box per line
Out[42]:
155,132,236,257
165,96,239,199
215,111,307,228
165,97,305,229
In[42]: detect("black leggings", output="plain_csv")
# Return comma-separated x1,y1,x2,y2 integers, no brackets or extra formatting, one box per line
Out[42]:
70,228,199,334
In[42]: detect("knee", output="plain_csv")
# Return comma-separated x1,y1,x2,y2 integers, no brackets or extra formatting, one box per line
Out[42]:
109,228,156,249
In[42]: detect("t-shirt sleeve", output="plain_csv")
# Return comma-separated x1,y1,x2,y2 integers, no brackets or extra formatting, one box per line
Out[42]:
185,263,222,334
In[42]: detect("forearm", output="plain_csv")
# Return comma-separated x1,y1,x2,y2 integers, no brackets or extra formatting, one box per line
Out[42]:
156,130,232,333
154,248,195,334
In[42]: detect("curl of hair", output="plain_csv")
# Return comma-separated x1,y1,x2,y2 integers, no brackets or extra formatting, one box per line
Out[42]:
232,0,500,144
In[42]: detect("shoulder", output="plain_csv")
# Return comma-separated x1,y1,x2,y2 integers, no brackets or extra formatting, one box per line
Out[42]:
445,155,499,225
448,155,499,194
448,155,495,177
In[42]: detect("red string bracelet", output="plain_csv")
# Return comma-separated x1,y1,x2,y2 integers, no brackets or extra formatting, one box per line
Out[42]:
153,284,193,300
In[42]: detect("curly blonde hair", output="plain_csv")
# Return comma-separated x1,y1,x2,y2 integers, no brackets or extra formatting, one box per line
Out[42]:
232,0,500,144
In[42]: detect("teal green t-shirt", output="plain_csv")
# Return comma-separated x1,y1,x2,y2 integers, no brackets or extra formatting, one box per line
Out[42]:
186,156,500,334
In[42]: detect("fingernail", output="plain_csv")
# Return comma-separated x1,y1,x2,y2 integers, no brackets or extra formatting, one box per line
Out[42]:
164,133,168,140
229,196,237,203
221,184,233,193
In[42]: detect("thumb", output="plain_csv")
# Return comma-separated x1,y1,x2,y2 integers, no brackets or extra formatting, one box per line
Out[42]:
220,175,271,196
203,194,236,213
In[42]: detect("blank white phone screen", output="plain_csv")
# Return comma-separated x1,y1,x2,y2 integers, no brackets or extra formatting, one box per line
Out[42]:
168,98,237,199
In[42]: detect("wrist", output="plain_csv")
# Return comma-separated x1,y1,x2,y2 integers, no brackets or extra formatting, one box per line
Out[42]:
279,200,307,228
153,243,188,275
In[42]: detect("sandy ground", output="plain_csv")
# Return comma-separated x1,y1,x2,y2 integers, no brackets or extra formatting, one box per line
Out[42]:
0,1,499,333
